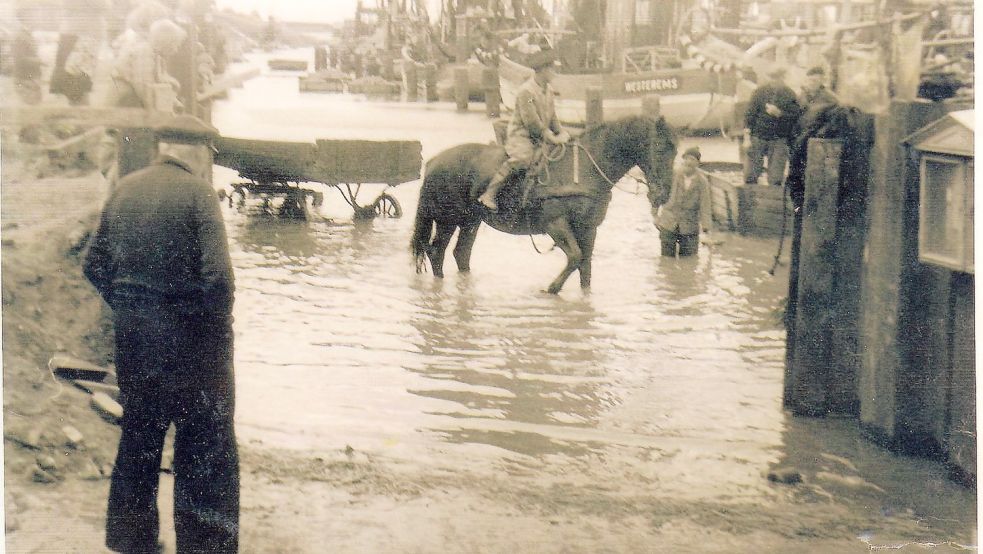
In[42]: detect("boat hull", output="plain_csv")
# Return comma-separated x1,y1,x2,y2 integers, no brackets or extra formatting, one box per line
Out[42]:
498,57,737,131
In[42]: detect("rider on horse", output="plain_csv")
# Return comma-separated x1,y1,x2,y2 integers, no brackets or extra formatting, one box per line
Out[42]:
478,46,571,212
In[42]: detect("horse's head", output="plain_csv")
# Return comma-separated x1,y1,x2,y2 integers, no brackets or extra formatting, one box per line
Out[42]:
626,115,678,207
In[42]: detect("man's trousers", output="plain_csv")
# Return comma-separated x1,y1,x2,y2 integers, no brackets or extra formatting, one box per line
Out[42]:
106,303,238,554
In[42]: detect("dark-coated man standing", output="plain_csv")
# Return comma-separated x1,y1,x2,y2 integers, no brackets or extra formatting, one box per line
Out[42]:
84,139,238,554
743,66,801,187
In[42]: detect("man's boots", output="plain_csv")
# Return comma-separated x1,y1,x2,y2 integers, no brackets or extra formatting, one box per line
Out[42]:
478,168,510,211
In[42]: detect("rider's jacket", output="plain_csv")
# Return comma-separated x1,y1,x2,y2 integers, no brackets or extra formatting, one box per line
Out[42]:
505,76,563,166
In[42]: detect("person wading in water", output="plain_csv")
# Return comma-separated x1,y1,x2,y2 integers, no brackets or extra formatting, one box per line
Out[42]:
478,46,570,212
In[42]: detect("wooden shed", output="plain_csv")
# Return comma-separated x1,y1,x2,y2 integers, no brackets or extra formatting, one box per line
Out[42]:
902,110,976,486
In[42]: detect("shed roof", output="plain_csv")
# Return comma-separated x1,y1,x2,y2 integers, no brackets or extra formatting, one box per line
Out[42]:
903,110,975,158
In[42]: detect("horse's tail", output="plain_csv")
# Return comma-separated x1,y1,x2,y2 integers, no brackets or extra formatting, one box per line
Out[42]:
410,172,435,273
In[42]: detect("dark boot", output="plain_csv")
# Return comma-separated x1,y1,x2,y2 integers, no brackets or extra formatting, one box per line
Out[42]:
478,168,511,211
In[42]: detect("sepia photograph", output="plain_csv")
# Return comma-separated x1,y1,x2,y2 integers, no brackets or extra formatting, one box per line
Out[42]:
0,0,976,551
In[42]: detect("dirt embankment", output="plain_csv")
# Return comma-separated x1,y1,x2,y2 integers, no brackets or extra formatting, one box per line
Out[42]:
1,143,121,536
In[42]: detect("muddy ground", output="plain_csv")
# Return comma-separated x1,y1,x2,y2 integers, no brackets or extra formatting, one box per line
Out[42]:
1,135,976,553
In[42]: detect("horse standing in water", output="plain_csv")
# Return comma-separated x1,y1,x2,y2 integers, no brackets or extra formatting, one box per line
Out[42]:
411,115,678,293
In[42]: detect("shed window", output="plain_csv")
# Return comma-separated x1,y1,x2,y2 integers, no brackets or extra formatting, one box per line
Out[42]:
919,155,974,273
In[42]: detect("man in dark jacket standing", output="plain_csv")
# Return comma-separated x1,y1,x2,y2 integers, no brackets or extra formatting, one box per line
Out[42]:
84,141,238,554
797,65,838,112
743,67,801,186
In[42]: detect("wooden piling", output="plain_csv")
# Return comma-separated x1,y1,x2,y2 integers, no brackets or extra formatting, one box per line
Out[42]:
455,14,469,63
482,66,500,118
454,67,469,112
354,54,363,77
381,55,395,81
642,94,661,119
314,47,327,71
859,99,950,448
424,63,438,102
404,60,418,102
585,86,603,127
786,139,842,416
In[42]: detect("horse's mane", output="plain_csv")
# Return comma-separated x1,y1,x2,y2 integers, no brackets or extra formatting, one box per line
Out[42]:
582,115,678,157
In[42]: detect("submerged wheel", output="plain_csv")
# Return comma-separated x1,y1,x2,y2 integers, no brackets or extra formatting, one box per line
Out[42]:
373,193,402,218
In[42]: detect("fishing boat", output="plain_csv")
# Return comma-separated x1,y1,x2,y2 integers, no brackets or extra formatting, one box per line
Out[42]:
498,54,738,130
495,0,742,131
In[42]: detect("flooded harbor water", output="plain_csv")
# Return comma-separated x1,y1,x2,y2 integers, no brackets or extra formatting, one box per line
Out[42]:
209,51,975,550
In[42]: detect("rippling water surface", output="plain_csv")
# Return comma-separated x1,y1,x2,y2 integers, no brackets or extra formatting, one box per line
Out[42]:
212,51,795,502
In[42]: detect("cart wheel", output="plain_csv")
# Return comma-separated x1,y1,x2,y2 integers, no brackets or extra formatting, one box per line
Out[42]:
374,193,402,218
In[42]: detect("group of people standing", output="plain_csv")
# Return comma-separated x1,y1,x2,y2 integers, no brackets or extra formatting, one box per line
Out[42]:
742,65,837,188
656,63,838,259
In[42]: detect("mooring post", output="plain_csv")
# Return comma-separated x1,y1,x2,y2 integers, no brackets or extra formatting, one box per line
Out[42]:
858,99,949,446
585,86,603,127
424,63,438,102
786,138,842,416
454,67,469,112
354,54,364,77
381,54,395,81
404,60,418,102
482,66,500,118
642,94,661,119
455,14,469,63
827,112,874,416
314,46,327,71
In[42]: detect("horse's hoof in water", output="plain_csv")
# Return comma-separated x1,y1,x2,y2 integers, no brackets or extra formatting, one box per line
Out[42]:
545,285,561,295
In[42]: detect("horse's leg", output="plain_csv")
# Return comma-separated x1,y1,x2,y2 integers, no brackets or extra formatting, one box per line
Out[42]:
545,217,582,294
429,222,457,278
453,220,481,273
575,224,598,289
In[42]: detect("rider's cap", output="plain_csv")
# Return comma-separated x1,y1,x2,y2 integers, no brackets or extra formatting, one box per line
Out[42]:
682,146,701,162
528,48,558,71
806,65,825,77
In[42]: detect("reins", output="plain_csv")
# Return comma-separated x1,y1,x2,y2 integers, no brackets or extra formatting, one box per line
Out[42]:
573,140,648,195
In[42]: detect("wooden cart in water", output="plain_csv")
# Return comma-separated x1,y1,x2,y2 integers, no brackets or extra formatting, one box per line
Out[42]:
213,136,422,219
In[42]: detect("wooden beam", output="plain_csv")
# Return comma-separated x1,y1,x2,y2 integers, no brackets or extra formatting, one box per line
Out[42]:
710,11,926,38
198,67,260,102
1,106,173,129
44,126,106,155
0,107,218,140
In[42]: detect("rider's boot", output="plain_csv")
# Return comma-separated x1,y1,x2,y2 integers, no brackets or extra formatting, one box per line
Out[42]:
478,167,510,211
